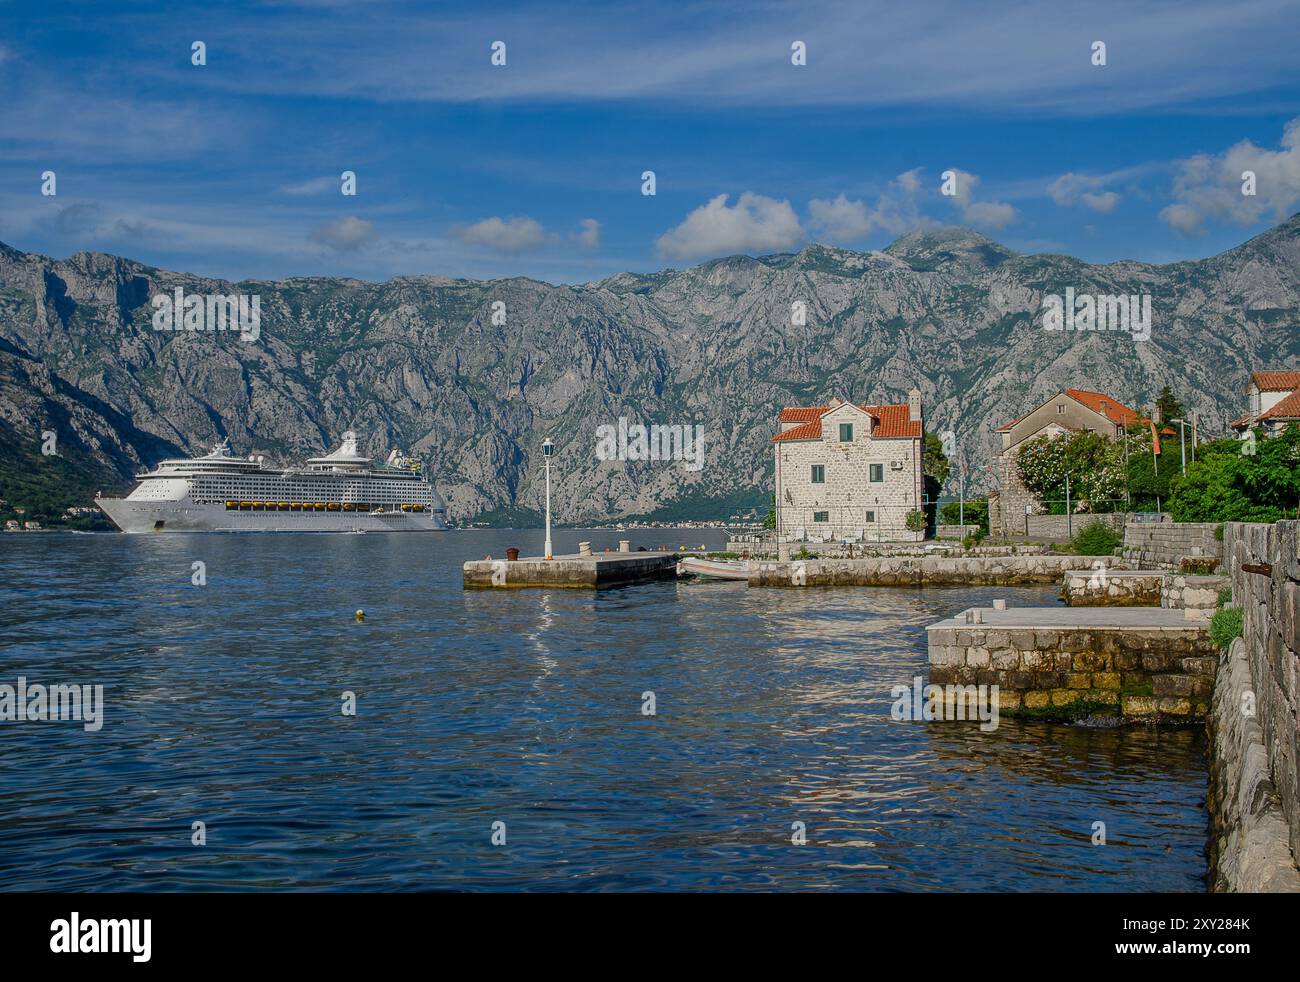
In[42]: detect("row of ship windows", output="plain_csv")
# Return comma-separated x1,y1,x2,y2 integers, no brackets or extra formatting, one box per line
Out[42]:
217,501,436,512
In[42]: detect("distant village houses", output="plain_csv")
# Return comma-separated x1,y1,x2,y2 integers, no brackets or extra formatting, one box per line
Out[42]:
772,391,925,543
1230,370,1300,437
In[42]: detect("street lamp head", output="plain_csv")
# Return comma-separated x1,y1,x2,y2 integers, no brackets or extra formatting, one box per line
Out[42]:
542,438,554,458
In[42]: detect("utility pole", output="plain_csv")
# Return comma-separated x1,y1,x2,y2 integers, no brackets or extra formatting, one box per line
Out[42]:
1065,473,1072,540
1172,418,1187,477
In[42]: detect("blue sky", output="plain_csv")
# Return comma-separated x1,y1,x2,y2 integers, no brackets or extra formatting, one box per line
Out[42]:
2,0,1299,283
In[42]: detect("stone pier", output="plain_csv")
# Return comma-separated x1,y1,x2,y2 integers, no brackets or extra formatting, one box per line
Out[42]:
750,554,1104,587
926,606,1218,722
463,551,678,589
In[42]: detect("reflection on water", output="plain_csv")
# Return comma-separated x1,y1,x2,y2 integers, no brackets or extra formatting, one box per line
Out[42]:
0,529,1207,891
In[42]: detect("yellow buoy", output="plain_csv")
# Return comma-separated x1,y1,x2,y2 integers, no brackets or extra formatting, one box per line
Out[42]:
354,609,365,622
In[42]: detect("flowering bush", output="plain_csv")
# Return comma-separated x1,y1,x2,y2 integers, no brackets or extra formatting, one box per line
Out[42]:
1016,431,1125,511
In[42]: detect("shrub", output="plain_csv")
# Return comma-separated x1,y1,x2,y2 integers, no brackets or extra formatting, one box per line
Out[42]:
939,498,989,531
1071,521,1120,556
1217,588,1233,607
1209,607,1243,650
904,509,927,532
1214,523,1225,541
1180,557,1217,575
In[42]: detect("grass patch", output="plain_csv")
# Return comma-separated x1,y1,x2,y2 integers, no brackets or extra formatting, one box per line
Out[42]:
1209,607,1243,650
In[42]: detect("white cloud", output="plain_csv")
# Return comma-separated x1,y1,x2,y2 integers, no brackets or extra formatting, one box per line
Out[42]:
808,194,873,242
1161,117,1300,236
309,216,378,251
656,192,804,260
140,2,1300,115
1159,203,1206,237
452,216,547,253
281,176,338,196
942,169,1018,230
574,218,602,248
806,171,929,243
1048,172,1121,213
960,200,1017,229
1081,191,1120,214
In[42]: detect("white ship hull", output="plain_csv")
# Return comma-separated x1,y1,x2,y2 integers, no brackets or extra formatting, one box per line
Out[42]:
94,432,448,534
95,496,446,533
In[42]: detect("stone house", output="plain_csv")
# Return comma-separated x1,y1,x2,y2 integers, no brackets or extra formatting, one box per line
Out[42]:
772,391,924,543
1230,370,1300,438
988,388,1145,537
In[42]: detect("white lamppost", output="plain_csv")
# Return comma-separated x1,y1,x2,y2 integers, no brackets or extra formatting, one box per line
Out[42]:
1172,418,1188,476
542,438,554,560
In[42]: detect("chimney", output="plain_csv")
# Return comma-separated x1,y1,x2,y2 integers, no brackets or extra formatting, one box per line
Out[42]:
907,388,922,423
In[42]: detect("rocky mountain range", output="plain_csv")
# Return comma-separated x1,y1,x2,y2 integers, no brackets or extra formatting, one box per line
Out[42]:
2,217,1298,524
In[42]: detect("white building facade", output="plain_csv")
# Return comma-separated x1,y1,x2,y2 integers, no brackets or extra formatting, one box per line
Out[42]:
772,392,925,543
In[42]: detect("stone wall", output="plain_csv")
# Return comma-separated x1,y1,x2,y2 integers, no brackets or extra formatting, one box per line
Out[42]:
1122,522,1223,569
1208,638,1300,891
750,554,1104,587
1026,512,1132,540
1163,574,1230,613
928,622,1218,721
936,524,980,540
1209,520,1300,889
1061,570,1163,606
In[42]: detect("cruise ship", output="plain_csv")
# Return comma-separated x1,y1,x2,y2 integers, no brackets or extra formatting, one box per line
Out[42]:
95,432,447,533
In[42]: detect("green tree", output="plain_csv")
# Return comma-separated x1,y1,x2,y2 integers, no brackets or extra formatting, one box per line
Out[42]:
922,430,950,487
1155,385,1184,423
921,430,950,534
1166,425,1300,522
1124,422,1175,510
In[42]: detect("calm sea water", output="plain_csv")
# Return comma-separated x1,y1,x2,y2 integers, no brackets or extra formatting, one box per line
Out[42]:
0,528,1207,891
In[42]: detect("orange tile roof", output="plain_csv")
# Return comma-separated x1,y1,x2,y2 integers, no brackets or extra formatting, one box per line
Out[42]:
778,407,825,423
997,389,1140,432
1251,370,1300,392
772,420,825,442
772,403,922,442
1259,389,1300,420
1064,389,1142,426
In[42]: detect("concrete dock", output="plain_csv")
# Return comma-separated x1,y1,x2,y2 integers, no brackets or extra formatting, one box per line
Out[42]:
463,551,679,589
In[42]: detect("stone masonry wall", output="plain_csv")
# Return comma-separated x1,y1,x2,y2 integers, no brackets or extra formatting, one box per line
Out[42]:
1061,570,1163,606
749,554,1102,587
1208,638,1300,891
928,624,1218,721
1211,520,1300,888
1026,512,1131,539
1122,522,1223,568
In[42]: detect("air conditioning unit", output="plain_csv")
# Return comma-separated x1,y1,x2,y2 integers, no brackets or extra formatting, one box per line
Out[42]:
890,460,905,470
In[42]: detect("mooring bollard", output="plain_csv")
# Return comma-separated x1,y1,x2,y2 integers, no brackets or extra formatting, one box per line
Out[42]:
578,541,591,557
506,547,519,562
619,539,630,553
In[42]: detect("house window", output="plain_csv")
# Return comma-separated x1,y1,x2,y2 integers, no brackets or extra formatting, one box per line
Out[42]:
811,465,825,484
1056,404,1065,414
865,510,876,523
869,463,884,482
839,423,853,442
813,511,829,523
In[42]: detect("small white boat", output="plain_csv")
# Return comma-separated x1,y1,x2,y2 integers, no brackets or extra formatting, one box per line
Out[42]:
678,557,751,581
